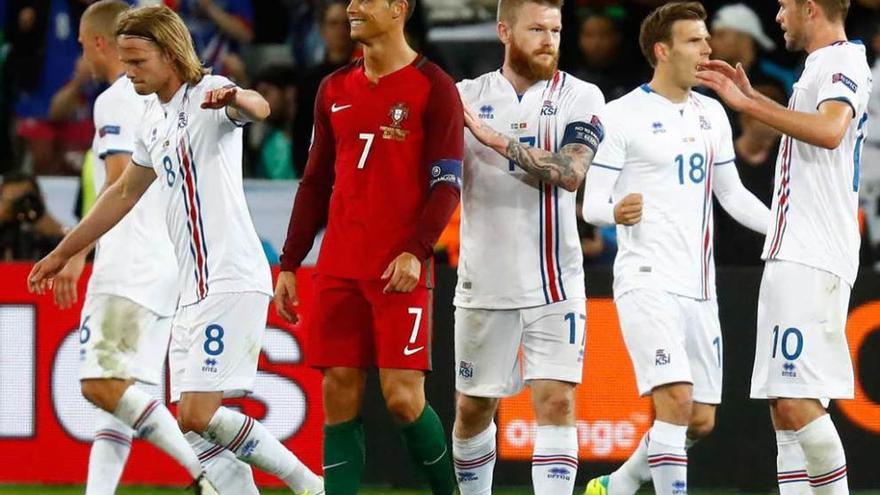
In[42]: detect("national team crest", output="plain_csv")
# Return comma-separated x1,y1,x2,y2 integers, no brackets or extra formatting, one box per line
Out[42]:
381,102,411,141
389,102,409,127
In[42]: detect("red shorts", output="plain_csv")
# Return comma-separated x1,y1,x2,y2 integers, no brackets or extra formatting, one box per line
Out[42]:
308,274,433,370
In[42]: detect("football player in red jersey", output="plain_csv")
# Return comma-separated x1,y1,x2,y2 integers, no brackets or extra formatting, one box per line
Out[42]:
274,0,463,492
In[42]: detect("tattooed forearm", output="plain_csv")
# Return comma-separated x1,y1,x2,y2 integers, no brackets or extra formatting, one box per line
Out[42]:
505,141,593,192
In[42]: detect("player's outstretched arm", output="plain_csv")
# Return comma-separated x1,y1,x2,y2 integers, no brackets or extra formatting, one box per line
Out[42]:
202,86,270,123
27,162,156,294
697,63,852,150
462,104,593,192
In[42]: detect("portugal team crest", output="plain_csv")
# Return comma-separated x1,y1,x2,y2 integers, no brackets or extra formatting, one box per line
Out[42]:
381,102,410,141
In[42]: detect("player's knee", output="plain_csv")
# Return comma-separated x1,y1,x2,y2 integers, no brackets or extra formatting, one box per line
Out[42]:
80,380,118,412
384,388,423,423
177,409,212,434
456,395,497,426
534,392,574,424
688,415,715,440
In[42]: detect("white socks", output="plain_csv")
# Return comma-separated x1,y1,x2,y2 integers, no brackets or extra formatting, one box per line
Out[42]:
204,406,323,494
796,415,848,494
646,420,688,495
113,386,202,478
776,429,809,494
531,425,578,495
185,431,260,495
86,410,133,495
607,432,651,495
453,422,497,495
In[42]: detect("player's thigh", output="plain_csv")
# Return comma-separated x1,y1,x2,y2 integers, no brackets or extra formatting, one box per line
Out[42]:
751,261,853,399
79,294,159,382
365,282,433,371
615,289,692,396
520,298,586,386
130,312,173,385
309,275,374,369
454,305,524,398
681,297,723,405
169,291,268,403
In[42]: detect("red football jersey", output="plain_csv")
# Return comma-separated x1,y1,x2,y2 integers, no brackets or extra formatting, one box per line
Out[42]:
299,56,464,279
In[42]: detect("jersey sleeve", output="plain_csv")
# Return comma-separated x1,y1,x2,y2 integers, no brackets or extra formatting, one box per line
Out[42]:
561,82,605,154
423,72,464,189
131,124,153,169
202,75,250,128
815,50,868,118
592,107,626,173
279,77,336,272
714,102,736,166
94,93,140,159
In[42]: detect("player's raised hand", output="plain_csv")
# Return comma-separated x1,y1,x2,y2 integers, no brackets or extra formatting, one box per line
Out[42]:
382,252,421,293
52,253,87,309
462,99,506,151
695,68,751,113
699,60,755,98
201,86,238,109
27,251,69,295
614,193,643,225
274,270,299,323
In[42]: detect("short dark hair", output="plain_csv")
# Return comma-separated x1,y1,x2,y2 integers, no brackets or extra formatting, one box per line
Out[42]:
497,0,564,24
796,0,850,22
639,1,706,67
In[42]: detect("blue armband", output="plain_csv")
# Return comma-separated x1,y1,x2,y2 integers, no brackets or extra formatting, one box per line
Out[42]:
429,159,462,189
561,116,604,153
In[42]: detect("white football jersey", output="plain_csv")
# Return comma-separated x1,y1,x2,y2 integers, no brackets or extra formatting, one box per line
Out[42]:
762,42,872,287
87,76,178,316
132,75,272,307
455,70,604,309
591,85,736,301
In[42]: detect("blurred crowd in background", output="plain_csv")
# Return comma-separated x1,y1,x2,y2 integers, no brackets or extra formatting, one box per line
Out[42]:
0,0,879,270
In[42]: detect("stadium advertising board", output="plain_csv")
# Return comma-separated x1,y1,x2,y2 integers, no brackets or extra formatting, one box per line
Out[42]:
0,264,322,487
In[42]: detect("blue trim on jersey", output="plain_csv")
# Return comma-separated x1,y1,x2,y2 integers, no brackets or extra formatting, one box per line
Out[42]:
818,97,857,119
517,93,524,103
560,72,567,91
187,135,211,288
538,182,550,304
98,149,134,159
854,112,868,192
715,158,735,166
553,186,566,300
640,84,653,93
593,162,623,172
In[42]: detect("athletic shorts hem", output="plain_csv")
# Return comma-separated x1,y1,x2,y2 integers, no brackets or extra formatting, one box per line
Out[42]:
455,383,524,398
170,380,254,403
523,365,583,385
750,384,854,400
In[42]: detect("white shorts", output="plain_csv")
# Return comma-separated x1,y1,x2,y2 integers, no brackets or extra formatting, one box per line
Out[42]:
750,260,853,400
78,294,171,385
454,299,586,398
616,289,723,404
169,291,268,402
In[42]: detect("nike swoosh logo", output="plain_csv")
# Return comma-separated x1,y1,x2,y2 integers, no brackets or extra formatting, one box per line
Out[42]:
323,461,349,470
331,103,352,113
424,446,447,465
403,345,424,356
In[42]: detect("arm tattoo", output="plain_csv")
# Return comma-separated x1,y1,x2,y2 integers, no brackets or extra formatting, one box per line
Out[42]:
505,141,594,192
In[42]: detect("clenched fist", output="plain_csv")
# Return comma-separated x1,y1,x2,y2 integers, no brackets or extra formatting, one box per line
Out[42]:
614,193,643,225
